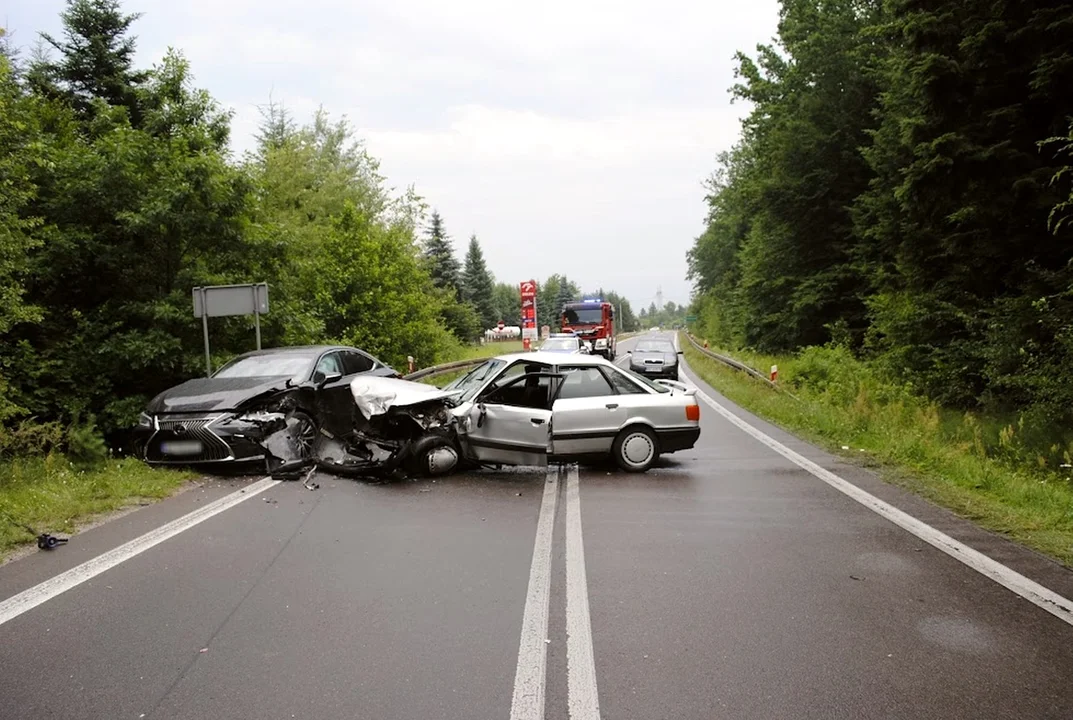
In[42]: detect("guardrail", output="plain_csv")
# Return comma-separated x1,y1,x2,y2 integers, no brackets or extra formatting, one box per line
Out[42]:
402,357,488,382
681,333,799,400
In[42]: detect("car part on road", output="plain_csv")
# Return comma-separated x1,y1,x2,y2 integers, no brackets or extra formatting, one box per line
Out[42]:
1,509,70,552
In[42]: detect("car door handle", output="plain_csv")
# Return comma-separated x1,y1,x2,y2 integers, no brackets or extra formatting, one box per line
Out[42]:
531,418,546,425
605,403,619,409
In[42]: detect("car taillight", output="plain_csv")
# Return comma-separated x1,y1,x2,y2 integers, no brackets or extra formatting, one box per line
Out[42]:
686,403,700,421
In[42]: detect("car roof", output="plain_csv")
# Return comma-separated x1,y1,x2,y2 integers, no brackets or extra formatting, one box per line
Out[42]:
230,345,351,359
492,351,612,366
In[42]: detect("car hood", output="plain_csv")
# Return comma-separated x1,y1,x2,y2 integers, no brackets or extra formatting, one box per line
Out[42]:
147,376,291,414
350,375,461,418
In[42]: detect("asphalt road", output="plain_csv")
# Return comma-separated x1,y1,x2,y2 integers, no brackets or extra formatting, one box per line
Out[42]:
2,331,1072,719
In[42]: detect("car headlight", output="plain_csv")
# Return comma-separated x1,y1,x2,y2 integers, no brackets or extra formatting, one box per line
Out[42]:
595,338,607,348
138,412,153,428
236,410,287,424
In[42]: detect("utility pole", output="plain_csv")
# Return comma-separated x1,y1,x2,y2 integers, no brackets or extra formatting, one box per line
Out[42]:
656,285,664,310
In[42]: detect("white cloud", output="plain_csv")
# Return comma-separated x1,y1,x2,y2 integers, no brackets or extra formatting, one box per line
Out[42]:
8,0,781,307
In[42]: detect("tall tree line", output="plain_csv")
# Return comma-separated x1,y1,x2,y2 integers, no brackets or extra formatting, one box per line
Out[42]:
687,0,1073,425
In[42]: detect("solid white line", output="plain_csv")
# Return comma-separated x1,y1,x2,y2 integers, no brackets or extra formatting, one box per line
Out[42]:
509,467,560,720
565,464,601,719
679,363,1073,627
0,477,281,627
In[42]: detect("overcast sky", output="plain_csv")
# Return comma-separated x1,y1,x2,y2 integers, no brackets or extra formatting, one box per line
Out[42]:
5,0,780,310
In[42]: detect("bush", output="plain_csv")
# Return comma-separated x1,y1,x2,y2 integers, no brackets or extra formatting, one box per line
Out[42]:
65,414,109,470
0,419,65,457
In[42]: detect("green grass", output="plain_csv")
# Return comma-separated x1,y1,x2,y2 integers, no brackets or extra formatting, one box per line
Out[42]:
0,455,196,559
681,334,1073,567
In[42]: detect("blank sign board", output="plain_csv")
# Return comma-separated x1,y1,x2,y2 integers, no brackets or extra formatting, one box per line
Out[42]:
192,283,269,318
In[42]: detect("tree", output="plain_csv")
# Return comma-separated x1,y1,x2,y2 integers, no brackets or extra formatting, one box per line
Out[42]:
857,0,1073,409
462,234,497,330
0,35,44,422
492,282,518,326
314,205,457,367
423,210,461,296
32,0,149,124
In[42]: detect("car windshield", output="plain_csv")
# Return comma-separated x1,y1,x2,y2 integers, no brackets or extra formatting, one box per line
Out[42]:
563,306,603,325
542,338,578,351
635,340,675,353
213,352,316,378
440,359,506,401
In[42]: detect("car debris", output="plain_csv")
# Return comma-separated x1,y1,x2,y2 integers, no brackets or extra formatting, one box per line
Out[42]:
1,509,70,551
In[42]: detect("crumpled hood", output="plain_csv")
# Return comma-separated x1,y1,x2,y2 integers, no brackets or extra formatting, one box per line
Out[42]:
350,375,459,418
147,377,288,414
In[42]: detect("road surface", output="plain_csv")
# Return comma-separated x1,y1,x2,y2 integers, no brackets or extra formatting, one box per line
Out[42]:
2,331,1072,719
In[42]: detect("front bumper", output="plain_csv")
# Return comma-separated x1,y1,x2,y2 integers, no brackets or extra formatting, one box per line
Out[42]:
630,363,679,379
134,413,266,465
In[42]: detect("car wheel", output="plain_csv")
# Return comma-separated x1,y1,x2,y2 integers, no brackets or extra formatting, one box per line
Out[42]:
406,430,460,477
612,425,659,473
291,411,318,459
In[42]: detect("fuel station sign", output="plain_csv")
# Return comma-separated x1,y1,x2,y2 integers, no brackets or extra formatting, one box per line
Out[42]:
520,280,538,348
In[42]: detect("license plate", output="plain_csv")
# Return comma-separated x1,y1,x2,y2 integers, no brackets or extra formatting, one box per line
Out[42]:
160,440,203,456
644,365,662,372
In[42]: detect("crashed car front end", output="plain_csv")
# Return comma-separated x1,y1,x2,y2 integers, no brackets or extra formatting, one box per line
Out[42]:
254,376,467,481
134,389,304,466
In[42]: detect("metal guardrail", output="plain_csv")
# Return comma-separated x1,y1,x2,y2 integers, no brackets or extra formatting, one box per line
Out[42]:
402,357,488,382
681,333,799,399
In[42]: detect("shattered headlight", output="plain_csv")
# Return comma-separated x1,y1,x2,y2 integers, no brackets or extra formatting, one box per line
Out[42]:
235,410,287,424
138,412,154,428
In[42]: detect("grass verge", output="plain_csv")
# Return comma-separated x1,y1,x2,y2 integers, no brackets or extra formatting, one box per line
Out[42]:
682,336,1073,568
0,455,196,559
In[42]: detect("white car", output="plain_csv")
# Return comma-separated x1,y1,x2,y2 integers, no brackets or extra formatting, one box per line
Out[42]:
439,351,700,472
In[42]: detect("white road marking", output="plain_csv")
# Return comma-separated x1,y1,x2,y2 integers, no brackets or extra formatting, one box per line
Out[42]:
679,361,1073,628
0,477,280,627
510,467,560,720
565,464,601,719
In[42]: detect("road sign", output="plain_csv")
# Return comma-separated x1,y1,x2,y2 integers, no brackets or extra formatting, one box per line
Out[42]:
685,315,697,322
192,283,270,377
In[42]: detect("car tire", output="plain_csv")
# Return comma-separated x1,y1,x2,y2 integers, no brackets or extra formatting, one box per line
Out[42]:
406,430,460,477
291,411,318,459
611,425,660,473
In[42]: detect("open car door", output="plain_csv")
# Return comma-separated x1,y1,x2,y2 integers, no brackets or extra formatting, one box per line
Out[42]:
464,371,559,466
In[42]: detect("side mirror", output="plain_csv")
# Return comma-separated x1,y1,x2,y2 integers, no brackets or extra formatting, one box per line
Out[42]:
317,371,343,389
677,350,683,355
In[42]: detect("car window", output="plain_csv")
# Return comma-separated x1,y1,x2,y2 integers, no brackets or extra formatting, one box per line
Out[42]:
442,359,505,400
484,372,556,410
556,366,614,399
342,350,375,375
625,369,671,393
604,367,648,394
315,351,345,377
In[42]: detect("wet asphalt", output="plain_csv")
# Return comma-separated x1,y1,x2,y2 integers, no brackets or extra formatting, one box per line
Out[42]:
1,332,1072,719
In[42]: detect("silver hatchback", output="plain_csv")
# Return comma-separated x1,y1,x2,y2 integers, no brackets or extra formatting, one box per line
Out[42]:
442,351,701,472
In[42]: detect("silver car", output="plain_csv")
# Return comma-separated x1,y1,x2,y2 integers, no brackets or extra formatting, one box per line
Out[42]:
441,351,701,472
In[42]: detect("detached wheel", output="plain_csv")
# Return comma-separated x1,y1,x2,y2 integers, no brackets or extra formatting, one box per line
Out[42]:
612,426,659,473
406,430,460,477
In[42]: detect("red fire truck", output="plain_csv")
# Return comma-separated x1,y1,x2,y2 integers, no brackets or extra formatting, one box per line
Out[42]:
561,300,616,360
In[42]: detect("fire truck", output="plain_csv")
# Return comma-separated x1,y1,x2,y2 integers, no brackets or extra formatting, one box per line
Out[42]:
561,299,616,360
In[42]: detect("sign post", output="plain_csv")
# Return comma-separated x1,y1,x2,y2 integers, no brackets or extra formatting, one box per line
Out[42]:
192,283,270,377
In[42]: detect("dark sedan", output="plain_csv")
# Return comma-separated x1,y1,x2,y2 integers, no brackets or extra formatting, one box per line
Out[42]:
626,338,682,380
133,345,398,467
